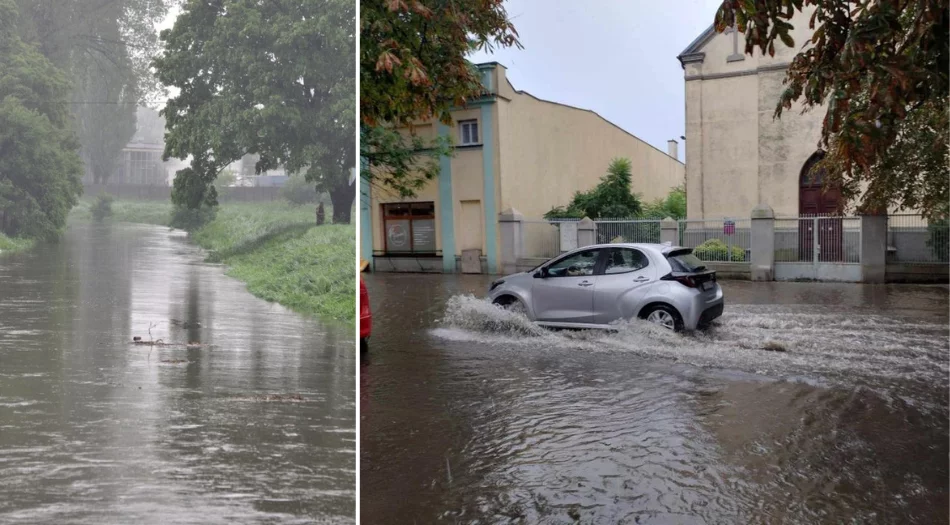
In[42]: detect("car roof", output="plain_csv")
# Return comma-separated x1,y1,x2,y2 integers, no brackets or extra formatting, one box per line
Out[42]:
574,243,688,254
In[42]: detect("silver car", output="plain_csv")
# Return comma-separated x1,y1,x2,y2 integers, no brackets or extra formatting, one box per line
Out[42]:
488,243,724,331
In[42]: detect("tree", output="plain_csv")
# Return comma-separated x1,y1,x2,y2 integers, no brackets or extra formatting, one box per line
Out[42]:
715,0,949,218
642,185,687,220
154,0,356,223
544,158,643,220
360,0,520,197
15,0,174,184
0,0,83,239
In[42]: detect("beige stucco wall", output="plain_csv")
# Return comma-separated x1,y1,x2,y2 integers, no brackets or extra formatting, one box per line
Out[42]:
684,9,827,219
370,106,496,258
497,86,685,220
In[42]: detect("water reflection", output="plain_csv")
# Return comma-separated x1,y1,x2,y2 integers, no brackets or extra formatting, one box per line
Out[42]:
0,223,354,524
360,273,948,524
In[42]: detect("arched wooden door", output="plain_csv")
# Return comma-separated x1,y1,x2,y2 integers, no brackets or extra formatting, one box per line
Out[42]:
798,152,844,261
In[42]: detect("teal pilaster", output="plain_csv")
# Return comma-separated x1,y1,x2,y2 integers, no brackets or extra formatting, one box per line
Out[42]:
480,104,498,274
438,123,456,272
359,159,372,269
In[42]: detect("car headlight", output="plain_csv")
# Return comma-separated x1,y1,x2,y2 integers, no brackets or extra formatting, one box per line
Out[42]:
489,279,505,292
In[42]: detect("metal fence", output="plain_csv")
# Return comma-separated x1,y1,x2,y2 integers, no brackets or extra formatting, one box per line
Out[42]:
679,218,751,262
594,219,661,244
888,214,948,264
522,220,564,258
774,215,861,264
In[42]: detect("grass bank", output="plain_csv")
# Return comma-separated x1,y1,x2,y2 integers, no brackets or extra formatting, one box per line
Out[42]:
0,233,34,257
70,199,354,322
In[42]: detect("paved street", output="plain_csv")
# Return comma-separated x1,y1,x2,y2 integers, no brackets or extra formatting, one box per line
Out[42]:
361,273,948,524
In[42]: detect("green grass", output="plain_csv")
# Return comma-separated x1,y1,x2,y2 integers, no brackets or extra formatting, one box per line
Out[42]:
0,233,34,256
69,199,354,322
70,198,175,226
219,224,355,321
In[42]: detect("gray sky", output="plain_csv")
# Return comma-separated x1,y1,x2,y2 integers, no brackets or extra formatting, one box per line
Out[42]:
469,0,723,163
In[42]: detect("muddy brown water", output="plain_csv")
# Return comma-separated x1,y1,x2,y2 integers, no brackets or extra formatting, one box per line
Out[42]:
0,223,354,524
360,273,949,524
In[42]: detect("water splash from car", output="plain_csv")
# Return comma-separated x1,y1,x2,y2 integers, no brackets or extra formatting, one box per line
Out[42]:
433,295,949,410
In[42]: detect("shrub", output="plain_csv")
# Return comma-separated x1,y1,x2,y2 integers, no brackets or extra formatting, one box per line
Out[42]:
170,205,217,232
693,239,746,262
280,175,318,206
91,194,114,221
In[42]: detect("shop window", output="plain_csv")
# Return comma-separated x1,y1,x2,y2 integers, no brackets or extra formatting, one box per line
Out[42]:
382,202,436,253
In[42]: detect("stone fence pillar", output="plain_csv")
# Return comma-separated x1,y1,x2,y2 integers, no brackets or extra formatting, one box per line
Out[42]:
750,204,775,281
498,208,524,275
660,217,679,245
860,214,887,283
577,217,596,247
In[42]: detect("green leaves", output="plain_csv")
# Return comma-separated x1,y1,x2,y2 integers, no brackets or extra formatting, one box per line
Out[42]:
155,0,356,221
716,0,949,218
544,158,644,220
361,0,520,198
0,1,83,240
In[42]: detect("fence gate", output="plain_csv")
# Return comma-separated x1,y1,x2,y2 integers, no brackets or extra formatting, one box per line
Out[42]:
799,217,844,262
776,216,861,281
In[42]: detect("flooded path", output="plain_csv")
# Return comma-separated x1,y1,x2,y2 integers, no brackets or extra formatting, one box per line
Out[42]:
361,273,948,524
0,223,354,524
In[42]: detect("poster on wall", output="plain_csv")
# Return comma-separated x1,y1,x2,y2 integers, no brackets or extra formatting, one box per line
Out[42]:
413,219,436,252
386,220,411,252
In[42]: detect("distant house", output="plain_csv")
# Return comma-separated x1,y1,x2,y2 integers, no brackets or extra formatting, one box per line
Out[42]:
253,175,289,187
363,62,685,274
112,141,167,186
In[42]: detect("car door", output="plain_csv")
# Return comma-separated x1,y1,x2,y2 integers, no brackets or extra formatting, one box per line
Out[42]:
592,247,656,324
532,248,602,324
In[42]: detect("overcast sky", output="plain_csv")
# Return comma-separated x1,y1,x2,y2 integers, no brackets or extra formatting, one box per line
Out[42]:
159,1,723,162
470,0,724,163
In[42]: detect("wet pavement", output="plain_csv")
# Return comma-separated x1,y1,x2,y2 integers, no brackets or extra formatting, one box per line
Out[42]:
360,273,949,524
0,223,354,524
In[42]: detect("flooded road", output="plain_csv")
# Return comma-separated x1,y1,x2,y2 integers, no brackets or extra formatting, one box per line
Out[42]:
0,223,354,524
360,273,949,524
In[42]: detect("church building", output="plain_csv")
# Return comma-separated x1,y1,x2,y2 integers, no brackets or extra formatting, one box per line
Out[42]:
677,11,839,219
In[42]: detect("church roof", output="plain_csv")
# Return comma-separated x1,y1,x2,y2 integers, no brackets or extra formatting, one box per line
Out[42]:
677,24,716,67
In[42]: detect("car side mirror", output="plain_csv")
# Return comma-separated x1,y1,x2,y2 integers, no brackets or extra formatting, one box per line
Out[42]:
533,268,547,279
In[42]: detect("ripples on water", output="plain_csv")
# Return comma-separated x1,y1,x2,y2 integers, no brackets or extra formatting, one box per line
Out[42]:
0,224,355,525
355,293,950,524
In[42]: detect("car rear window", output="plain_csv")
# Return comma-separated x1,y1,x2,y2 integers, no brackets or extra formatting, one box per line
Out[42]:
666,249,708,273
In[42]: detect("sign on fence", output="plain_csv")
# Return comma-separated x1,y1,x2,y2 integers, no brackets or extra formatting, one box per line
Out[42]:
723,219,736,235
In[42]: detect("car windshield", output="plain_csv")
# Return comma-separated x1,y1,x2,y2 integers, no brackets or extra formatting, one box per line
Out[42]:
666,249,707,273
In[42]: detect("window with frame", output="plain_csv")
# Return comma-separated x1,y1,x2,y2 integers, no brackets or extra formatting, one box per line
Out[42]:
604,248,649,274
458,120,480,146
382,202,437,254
546,249,601,277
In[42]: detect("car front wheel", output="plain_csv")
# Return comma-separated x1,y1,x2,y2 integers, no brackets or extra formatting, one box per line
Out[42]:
493,296,527,317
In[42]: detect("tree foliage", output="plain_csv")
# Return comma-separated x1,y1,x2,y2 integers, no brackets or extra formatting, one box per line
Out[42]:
360,0,520,197
15,0,174,184
0,0,83,239
154,0,356,222
545,158,644,220
360,125,452,199
642,185,687,220
715,0,949,218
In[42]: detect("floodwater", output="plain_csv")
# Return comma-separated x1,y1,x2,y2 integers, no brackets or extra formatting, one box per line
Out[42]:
360,273,949,524
0,223,354,524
